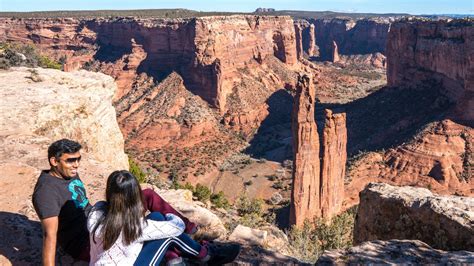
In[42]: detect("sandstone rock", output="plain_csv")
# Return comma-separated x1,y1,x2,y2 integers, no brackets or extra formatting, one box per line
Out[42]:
307,24,317,57
354,182,474,251
311,18,390,61
317,239,474,265
290,74,321,227
387,19,474,124
0,67,128,265
337,52,386,68
330,40,339,63
320,110,347,219
149,187,227,240
294,20,317,58
382,120,473,192
294,23,304,60
229,225,268,246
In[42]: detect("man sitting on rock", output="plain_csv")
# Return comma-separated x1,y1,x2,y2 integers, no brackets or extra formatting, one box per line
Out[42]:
32,139,198,265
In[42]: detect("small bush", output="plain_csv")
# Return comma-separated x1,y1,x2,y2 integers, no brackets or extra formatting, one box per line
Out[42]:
236,194,263,216
194,183,211,202
210,191,230,209
129,156,147,183
287,206,357,263
0,42,62,70
39,55,62,69
0,58,11,69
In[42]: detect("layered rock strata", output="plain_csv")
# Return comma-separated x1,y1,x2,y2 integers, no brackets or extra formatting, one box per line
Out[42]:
382,120,472,191
354,183,474,251
290,75,347,226
387,19,474,124
0,15,299,137
310,18,390,61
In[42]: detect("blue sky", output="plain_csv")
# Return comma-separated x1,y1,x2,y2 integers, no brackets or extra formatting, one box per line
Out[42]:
1,0,473,15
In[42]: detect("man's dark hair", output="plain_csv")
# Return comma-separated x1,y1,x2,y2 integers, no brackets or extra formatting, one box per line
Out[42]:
48,139,82,161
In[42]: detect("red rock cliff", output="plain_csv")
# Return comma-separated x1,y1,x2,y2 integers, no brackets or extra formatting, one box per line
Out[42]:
310,18,390,61
0,15,301,140
387,19,474,124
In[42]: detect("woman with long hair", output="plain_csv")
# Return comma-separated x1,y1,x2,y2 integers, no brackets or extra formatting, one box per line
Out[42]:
87,170,240,266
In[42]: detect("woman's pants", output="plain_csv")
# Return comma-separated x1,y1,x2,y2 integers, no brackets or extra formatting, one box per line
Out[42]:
134,212,206,266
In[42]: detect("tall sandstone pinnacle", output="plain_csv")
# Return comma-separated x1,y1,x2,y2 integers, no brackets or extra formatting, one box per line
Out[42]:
294,23,304,60
307,23,316,57
290,75,347,227
290,74,321,227
320,110,347,219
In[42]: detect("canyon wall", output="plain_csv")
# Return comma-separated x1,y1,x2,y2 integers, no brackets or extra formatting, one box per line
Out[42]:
290,75,347,227
387,19,474,124
0,15,302,160
0,16,297,112
307,18,390,62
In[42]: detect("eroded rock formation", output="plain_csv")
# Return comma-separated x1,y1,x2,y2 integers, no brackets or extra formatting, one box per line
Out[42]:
290,75,347,226
294,20,317,58
290,74,321,227
320,110,347,219
382,120,472,191
354,183,474,251
330,41,340,63
311,18,390,61
387,19,474,124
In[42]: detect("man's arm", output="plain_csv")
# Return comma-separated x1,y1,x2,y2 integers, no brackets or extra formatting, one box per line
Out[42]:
41,216,58,266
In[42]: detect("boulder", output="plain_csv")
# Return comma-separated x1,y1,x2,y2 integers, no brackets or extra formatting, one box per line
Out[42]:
229,225,268,246
317,239,474,265
354,182,474,251
150,187,227,240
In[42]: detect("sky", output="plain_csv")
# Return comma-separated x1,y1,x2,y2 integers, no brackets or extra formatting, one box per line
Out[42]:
1,0,473,15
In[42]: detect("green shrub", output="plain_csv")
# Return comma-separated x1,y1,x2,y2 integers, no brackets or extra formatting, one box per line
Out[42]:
287,206,357,263
38,55,62,69
0,42,62,70
210,191,230,209
129,156,147,183
193,183,211,202
236,194,263,216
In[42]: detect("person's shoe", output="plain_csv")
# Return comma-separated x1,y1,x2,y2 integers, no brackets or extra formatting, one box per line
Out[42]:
206,243,241,265
167,257,186,266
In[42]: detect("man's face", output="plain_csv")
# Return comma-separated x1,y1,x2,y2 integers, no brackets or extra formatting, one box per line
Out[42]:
50,151,81,179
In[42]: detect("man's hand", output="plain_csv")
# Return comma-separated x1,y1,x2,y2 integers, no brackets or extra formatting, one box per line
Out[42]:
41,216,58,266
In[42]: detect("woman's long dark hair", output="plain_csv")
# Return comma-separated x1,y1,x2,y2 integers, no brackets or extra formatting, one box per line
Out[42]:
92,170,145,250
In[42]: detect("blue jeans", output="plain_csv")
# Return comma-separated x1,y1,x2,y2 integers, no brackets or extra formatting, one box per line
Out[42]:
134,212,203,266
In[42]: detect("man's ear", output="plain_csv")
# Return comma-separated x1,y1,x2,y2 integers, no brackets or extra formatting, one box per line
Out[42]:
49,157,59,167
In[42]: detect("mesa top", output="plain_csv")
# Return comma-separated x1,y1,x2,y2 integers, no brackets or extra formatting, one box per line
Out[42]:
33,170,92,258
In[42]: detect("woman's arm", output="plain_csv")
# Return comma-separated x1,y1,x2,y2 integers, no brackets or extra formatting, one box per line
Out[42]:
87,201,106,232
137,213,185,242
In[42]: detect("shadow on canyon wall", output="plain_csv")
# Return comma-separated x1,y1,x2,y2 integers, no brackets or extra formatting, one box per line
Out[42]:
246,83,456,162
